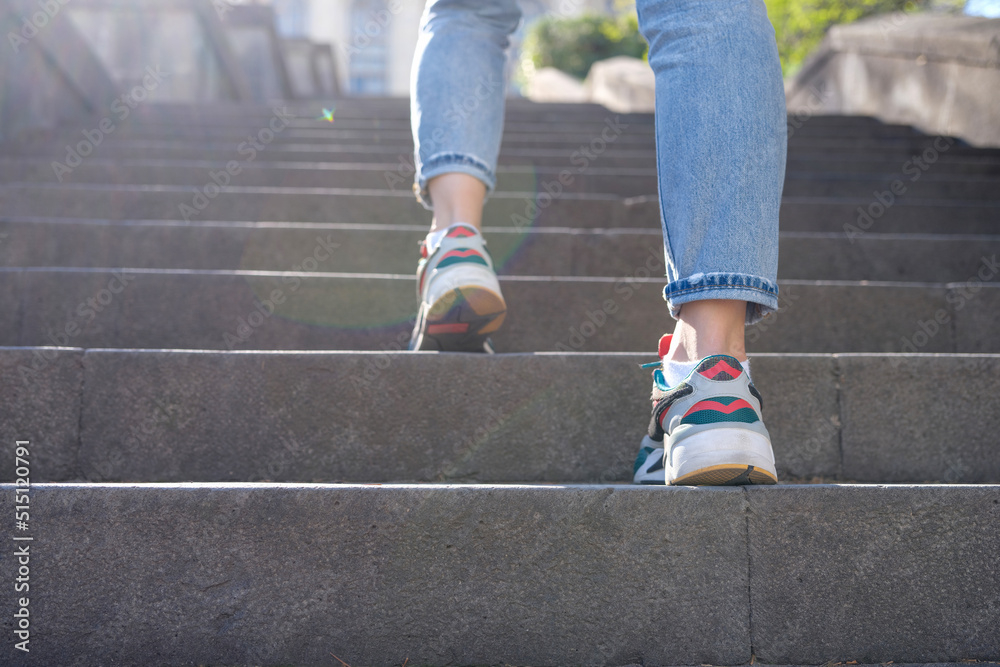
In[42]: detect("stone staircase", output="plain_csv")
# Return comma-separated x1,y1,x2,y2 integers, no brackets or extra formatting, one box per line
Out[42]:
1,98,999,665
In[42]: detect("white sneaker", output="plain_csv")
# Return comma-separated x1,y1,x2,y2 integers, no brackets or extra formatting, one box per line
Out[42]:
409,223,506,353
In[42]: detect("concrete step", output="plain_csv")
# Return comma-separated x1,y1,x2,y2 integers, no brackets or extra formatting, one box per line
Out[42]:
12,151,1000,182
13,134,1000,163
82,99,909,123
2,269,997,353
2,218,997,284
2,184,998,234
104,102,959,137
5,158,1000,202
20,122,941,143
3,348,996,484
0,482,996,665
18,125,992,157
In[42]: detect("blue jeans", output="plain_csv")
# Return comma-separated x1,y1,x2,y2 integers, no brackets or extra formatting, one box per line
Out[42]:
411,0,786,324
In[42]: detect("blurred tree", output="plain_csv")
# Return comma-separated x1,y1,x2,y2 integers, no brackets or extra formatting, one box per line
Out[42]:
519,0,966,84
519,13,648,82
764,0,966,76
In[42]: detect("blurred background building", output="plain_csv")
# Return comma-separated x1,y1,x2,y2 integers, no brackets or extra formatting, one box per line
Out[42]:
1,0,998,143
269,0,615,96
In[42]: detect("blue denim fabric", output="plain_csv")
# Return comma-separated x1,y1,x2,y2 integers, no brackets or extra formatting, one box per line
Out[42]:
410,0,520,206
411,0,787,324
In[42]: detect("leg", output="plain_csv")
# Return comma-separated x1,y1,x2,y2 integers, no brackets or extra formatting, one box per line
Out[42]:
407,0,520,352
411,0,520,227
632,0,787,486
636,0,787,364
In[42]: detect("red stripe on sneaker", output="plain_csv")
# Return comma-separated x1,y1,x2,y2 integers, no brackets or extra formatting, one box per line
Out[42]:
428,323,469,334
446,227,477,238
440,249,485,261
699,360,743,380
683,398,755,417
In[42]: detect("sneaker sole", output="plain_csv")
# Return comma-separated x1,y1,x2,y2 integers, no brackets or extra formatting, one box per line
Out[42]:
670,463,777,486
667,428,778,486
413,285,506,352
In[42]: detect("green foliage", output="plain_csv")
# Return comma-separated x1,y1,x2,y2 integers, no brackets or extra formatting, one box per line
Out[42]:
763,0,965,76
520,13,648,81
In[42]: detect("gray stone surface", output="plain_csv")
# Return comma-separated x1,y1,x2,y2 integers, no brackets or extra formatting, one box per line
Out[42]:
0,184,633,229
782,173,1000,200
775,198,1000,235
7,155,999,204
786,13,1000,147
6,141,662,169
0,157,663,197
0,272,20,344
4,218,998,284
745,281,957,354
748,485,1000,663
839,354,1000,483
23,124,991,155
952,283,1000,354
778,233,1000,283
0,219,666,278
17,182,996,234
751,355,842,480
785,152,1000,177
7,270,988,353
0,483,751,666
0,347,82,482
76,351,841,483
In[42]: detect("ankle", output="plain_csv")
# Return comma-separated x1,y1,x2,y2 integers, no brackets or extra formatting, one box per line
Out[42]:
665,334,746,364
428,173,486,231
663,300,747,363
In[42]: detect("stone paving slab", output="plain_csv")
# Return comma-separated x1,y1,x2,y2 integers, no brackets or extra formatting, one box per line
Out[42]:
748,484,1000,663
0,483,750,666
75,351,839,483
2,184,998,234
839,354,1000,483
0,347,82,482
1,348,995,484
0,482,996,665
5,158,998,202
2,270,983,353
2,219,997,284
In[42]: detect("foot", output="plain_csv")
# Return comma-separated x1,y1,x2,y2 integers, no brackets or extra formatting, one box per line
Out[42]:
633,334,777,485
409,223,507,353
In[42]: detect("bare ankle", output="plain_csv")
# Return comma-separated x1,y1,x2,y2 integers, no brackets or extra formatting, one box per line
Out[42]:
664,300,747,363
427,173,487,232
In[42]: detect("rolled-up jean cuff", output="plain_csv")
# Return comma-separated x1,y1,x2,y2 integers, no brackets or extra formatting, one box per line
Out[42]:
414,153,496,210
663,272,779,326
